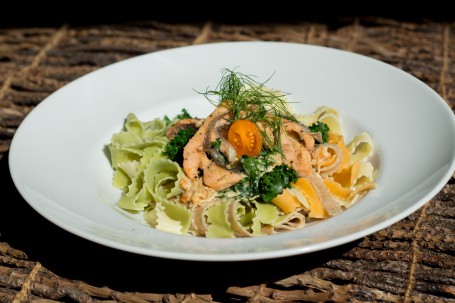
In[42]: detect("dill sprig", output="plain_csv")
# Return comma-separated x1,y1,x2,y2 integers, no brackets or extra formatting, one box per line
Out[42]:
198,68,297,155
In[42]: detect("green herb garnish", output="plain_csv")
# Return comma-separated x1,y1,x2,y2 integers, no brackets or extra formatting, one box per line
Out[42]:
227,152,297,202
163,128,196,163
198,68,297,155
309,121,330,143
211,138,222,150
176,108,192,120
164,108,192,126
229,151,274,199
258,165,299,202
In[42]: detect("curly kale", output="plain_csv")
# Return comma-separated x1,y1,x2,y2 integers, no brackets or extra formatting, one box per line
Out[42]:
258,165,298,202
163,127,196,163
176,108,192,120
230,152,297,202
309,121,330,143
230,151,274,197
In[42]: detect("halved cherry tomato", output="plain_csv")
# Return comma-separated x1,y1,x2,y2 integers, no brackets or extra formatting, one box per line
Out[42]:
228,119,263,157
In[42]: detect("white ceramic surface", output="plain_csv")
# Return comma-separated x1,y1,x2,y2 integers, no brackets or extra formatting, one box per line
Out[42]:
9,41,455,261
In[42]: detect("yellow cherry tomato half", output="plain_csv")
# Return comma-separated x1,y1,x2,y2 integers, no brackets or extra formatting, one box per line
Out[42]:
228,119,263,157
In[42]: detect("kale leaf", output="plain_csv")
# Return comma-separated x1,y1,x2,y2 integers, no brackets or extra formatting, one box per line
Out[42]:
176,108,192,120
230,151,274,198
163,127,196,163
309,121,330,143
258,165,299,202
229,152,297,202
164,108,192,126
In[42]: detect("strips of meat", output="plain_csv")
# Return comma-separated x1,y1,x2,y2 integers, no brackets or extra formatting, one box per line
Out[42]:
280,128,313,177
283,121,315,151
201,155,245,191
183,105,231,180
182,103,245,191
257,120,313,178
205,117,237,164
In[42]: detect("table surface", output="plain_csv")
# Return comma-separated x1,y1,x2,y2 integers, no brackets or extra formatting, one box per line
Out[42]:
0,17,454,303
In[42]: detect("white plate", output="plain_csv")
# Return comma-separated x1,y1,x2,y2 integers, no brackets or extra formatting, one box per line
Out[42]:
9,41,455,261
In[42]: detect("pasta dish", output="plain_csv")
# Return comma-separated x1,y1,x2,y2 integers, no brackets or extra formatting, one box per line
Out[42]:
108,69,377,237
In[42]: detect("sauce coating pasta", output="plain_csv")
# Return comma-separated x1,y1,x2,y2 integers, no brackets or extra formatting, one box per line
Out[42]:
108,69,377,237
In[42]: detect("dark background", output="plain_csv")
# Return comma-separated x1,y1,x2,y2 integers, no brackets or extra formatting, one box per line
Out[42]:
0,1,452,27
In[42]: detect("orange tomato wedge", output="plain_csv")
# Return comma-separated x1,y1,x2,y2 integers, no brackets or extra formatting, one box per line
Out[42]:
228,119,263,157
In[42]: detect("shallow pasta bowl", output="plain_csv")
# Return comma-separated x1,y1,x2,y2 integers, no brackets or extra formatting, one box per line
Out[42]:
8,41,455,261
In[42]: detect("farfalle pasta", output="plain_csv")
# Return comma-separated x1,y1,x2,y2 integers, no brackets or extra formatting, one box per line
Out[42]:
108,69,377,237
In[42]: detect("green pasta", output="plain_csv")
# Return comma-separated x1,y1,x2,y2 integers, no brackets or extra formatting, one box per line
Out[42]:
108,114,184,214
145,200,191,234
144,159,185,202
206,202,235,238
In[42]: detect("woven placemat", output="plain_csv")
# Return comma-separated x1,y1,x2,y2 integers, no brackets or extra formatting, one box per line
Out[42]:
0,18,454,302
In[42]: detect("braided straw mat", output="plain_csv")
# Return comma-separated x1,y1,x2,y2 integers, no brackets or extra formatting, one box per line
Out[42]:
0,18,454,302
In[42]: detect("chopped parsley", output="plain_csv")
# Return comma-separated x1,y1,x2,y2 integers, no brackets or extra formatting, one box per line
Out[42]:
309,121,330,143
164,108,192,126
211,138,222,150
258,165,298,202
163,127,196,163
228,152,297,202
